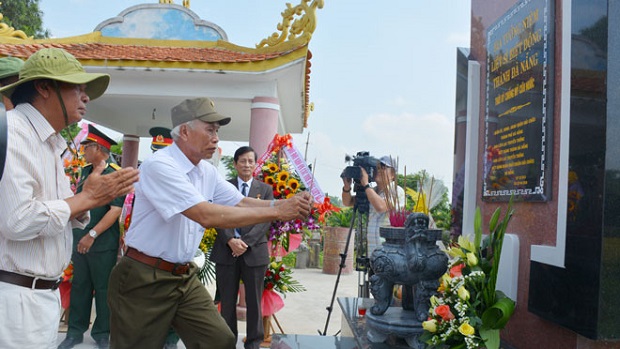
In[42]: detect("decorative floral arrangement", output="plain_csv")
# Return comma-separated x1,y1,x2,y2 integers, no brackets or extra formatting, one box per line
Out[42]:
63,148,86,193
197,228,217,285
59,262,74,310
264,257,305,295
260,151,321,253
421,199,516,349
61,262,74,283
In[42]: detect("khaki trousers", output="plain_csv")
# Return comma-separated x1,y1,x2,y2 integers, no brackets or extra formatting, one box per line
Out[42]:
108,256,235,349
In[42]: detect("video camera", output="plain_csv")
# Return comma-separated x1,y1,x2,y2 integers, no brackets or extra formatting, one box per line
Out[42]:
340,151,379,184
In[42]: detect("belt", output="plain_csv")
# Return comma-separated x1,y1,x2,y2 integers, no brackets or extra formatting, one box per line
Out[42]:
126,248,190,275
0,269,62,290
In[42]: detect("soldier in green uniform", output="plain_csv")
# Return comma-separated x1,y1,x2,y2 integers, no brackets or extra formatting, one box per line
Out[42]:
58,124,124,349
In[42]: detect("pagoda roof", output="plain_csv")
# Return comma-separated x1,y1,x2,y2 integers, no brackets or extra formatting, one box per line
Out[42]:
0,1,322,140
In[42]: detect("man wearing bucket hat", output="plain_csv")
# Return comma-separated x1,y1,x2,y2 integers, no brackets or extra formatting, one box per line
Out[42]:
0,56,24,109
0,48,139,348
108,97,312,349
58,124,124,349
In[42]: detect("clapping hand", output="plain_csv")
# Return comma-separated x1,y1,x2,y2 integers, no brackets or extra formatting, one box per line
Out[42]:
83,161,139,208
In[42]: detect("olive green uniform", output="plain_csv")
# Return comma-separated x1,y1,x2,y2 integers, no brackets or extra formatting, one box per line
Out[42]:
67,161,124,342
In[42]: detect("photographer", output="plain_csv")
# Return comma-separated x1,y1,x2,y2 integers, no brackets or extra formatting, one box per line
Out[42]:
341,156,405,255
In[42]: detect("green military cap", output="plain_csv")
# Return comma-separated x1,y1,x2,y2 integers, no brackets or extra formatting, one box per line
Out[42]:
149,126,172,151
171,97,231,128
81,124,117,151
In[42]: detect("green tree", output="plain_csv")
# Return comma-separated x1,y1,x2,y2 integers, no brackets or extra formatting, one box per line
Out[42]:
59,123,81,145
0,0,50,38
221,155,236,180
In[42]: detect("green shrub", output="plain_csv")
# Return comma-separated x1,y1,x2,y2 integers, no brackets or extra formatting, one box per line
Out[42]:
326,207,353,227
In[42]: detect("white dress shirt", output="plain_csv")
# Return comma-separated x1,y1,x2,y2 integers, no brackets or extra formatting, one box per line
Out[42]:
237,178,252,195
125,143,243,263
0,104,87,278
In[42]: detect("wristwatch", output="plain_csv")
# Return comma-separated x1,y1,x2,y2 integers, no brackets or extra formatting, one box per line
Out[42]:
88,229,98,239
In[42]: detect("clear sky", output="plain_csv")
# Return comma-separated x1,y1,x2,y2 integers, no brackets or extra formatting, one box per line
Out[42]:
39,0,471,199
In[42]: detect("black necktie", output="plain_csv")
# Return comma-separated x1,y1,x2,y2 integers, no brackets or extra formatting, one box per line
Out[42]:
241,183,248,196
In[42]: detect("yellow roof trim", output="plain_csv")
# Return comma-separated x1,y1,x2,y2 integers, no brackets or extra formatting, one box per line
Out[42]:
257,0,324,51
76,46,309,72
0,13,30,40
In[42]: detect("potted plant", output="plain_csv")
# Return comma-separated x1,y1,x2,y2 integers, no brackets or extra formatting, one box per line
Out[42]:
322,207,355,274
325,207,353,228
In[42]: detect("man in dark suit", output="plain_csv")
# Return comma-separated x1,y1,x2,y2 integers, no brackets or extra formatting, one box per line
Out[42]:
210,146,273,349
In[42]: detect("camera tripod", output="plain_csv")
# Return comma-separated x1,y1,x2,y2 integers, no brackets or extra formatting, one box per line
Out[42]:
319,187,369,336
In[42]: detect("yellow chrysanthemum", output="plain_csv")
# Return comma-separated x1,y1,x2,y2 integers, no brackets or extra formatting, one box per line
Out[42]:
199,228,217,253
278,171,290,182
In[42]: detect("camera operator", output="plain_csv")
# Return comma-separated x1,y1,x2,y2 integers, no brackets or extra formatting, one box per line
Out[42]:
341,156,405,255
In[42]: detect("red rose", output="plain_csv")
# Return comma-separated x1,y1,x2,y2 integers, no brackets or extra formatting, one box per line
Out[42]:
275,274,281,281
279,266,285,272
266,282,274,290
266,270,272,277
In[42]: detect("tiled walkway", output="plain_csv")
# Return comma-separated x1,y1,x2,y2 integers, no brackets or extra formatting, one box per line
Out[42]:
57,267,359,348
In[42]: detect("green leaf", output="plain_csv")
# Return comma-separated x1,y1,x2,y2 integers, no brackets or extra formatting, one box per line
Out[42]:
480,328,500,349
283,231,290,252
474,207,482,251
488,207,501,233
481,292,515,330
197,250,216,285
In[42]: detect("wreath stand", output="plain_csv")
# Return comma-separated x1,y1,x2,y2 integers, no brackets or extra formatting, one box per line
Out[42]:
260,314,284,348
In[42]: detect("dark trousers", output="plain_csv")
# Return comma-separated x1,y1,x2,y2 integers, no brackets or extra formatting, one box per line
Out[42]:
108,256,235,349
216,260,268,349
67,249,117,341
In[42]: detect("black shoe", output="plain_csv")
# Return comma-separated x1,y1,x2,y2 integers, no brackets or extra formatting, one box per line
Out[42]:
57,336,83,349
95,337,110,349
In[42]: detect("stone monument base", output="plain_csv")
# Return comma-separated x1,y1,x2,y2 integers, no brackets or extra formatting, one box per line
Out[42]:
366,307,424,349
337,297,415,349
